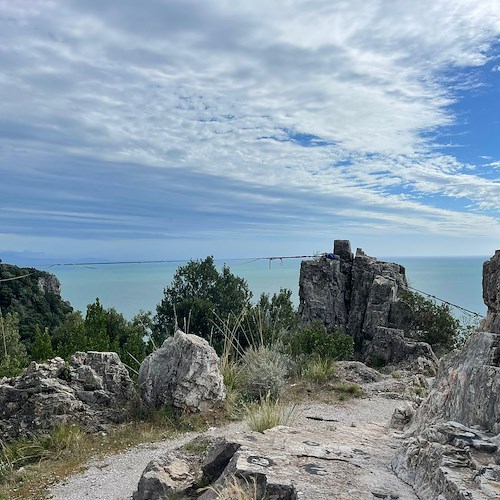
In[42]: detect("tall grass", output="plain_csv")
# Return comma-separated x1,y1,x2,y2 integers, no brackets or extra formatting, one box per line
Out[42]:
246,394,298,433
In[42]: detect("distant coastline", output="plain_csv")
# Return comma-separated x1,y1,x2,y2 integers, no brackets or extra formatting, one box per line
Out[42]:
41,255,488,320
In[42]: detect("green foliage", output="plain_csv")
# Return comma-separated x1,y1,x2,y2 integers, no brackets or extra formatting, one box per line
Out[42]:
84,298,110,352
52,312,86,358
0,312,28,377
240,345,289,400
31,327,54,362
287,321,354,361
0,263,72,350
301,356,336,382
399,290,460,352
245,289,298,346
154,257,252,347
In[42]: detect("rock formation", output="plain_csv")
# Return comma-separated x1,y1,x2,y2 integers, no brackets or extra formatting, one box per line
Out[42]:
134,425,413,500
481,250,500,334
392,249,500,498
138,330,226,413
0,351,136,442
299,240,437,372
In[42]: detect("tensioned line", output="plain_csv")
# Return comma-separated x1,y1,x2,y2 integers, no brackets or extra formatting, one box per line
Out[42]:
0,255,484,317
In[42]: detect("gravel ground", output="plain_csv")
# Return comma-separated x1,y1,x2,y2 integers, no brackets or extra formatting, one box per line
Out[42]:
49,395,416,500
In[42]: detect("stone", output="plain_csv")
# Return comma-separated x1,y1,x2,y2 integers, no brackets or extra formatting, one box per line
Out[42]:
138,330,225,412
481,250,500,334
334,361,383,384
390,402,416,431
0,352,136,442
134,425,415,500
299,241,436,372
363,327,438,376
392,250,500,498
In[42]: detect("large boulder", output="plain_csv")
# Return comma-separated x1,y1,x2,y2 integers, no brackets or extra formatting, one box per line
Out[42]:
0,351,136,442
363,327,438,376
138,330,225,413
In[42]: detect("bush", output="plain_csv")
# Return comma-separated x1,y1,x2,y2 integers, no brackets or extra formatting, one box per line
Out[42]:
286,322,354,361
399,290,460,352
240,345,288,400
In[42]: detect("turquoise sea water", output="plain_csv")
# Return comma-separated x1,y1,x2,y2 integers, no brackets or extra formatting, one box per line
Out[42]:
50,256,488,320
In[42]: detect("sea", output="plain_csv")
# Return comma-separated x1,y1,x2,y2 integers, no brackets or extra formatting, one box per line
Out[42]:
48,256,488,321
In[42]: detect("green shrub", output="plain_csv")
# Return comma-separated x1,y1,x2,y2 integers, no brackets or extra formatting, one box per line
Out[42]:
240,345,288,400
399,290,460,352
287,322,354,360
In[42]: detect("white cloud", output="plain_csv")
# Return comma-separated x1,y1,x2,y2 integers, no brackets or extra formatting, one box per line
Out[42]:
0,0,500,256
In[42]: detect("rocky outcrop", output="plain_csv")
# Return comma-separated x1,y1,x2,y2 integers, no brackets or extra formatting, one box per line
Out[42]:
138,330,225,413
37,274,61,295
299,240,436,372
392,249,500,498
0,352,136,442
481,250,500,334
364,327,438,376
135,425,413,500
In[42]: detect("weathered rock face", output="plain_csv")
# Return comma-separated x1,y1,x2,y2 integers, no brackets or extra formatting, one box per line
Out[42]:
138,330,225,413
364,327,438,376
0,352,136,442
481,250,500,334
299,240,437,372
392,249,500,498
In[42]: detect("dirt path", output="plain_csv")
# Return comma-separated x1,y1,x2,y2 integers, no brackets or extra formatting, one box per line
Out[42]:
49,396,416,500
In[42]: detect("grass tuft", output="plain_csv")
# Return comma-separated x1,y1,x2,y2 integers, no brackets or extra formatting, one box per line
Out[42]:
301,356,336,382
207,474,258,500
245,393,298,433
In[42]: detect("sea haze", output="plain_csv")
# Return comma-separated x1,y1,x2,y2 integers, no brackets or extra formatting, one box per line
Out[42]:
48,256,488,320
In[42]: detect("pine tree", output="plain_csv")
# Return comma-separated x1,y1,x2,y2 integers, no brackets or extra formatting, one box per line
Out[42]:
31,326,54,362
0,310,28,376
84,298,110,351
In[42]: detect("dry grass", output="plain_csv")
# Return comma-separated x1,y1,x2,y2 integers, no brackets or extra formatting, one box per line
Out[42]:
207,475,258,500
0,407,227,500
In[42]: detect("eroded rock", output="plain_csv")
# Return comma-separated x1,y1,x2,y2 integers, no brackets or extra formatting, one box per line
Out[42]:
0,352,136,442
138,330,225,412
299,240,436,373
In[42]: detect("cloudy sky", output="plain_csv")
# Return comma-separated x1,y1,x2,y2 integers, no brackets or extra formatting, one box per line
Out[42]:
1,0,499,262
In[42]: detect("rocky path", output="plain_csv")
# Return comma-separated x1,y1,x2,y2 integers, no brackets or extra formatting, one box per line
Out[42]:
49,395,416,500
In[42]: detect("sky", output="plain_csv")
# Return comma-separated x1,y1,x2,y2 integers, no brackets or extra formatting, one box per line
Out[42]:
0,0,499,263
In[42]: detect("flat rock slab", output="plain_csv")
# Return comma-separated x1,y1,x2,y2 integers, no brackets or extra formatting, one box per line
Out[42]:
212,425,417,500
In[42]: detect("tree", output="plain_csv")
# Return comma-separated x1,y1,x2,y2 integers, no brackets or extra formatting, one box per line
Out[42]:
0,311,28,376
31,326,54,362
399,290,460,353
154,257,252,346
53,311,86,358
84,298,110,352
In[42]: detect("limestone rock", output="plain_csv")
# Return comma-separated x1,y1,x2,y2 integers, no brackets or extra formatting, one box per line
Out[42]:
481,250,500,334
134,426,414,500
138,330,225,412
298,241,427,361
392,421,499,499
363,327,438,376
411,331,500,434
0,352,135,442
